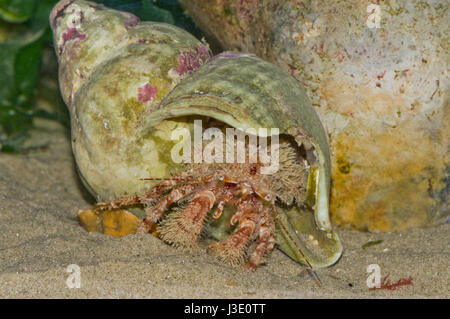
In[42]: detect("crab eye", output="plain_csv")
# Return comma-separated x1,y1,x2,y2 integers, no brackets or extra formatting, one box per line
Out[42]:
218,174,224,181
264,194,271,202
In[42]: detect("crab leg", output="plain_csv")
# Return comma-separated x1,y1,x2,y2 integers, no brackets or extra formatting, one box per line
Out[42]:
93,179,182,211
138,179,183,204
95,170,222,212
211,184,239,219
245,207,276,271
159,186,219,248
139,173,209,203
209,194,258,266
138,183,201,233
229,193,254,226
94,194,141,211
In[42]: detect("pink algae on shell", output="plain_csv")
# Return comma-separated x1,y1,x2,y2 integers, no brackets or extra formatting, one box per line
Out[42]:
175,44,212,75
138,83,157,103
59,27,86,54
122,12,140,28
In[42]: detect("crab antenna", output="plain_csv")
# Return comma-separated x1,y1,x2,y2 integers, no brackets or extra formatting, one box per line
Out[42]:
140,171,222,184
140,177,189,181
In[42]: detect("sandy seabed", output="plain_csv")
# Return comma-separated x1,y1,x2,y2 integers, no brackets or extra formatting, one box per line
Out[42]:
0,127,448,298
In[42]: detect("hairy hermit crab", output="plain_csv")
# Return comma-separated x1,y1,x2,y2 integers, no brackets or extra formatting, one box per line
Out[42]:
50,0,342,270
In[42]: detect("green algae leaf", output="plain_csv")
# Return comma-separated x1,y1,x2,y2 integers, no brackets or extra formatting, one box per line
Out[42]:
0,0,66,153
151,0,203,38
362,239,383,249
0,31,44,151
0,0,37,23
94,0,202,38
136,0,175,24
0,30,44,132
14,34,45,103
94,0,175,24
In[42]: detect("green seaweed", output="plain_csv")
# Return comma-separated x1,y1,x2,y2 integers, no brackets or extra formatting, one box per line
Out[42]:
95,0,203,38
362,239,383,249
0,0,68,153
0,0,37,23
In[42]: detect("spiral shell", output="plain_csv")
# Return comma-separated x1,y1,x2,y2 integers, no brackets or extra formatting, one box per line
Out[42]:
51,0,342,268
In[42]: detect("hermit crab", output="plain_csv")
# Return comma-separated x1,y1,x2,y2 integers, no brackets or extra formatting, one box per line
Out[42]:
50,0,342,270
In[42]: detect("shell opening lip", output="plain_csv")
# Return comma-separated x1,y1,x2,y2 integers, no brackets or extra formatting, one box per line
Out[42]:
144,106,332,227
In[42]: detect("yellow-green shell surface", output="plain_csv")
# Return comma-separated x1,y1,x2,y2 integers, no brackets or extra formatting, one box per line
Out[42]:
51,0,342,268
51,0,211,199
